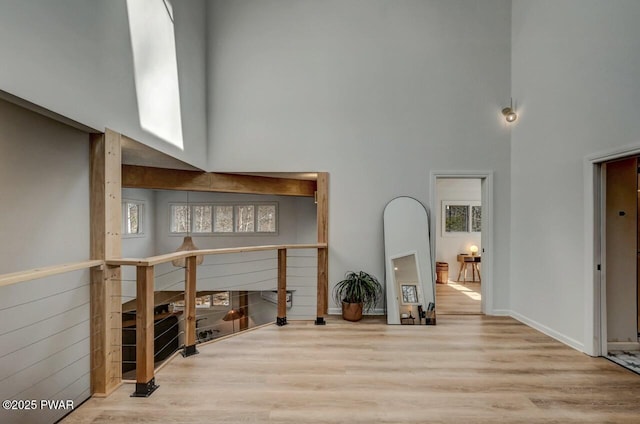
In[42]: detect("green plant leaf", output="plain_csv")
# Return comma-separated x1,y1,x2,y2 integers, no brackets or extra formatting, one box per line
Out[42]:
333,271,382,312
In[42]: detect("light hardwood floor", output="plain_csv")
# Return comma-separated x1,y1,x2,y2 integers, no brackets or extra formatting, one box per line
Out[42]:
436,280,481,315
64,315,640,423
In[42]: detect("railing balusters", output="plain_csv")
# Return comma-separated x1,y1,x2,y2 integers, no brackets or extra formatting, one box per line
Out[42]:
0,244,327,401
183,255,198,357
315,247,328,325
116,243,326,397
132,265,158,397
277,248,287,326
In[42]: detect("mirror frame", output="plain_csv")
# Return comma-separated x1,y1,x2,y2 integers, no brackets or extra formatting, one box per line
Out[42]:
384,197,435,325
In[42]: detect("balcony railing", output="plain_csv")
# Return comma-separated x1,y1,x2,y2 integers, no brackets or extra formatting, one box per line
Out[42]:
0,241,327,411
0,260,103,424
106,243,327,397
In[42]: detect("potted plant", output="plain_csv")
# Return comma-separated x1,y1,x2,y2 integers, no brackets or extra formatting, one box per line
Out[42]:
333,271,382,322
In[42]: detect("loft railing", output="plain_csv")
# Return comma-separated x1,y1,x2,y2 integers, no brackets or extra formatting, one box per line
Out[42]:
0,243,327,404
106,243,327,397
0,260,104,287
0,260,104,424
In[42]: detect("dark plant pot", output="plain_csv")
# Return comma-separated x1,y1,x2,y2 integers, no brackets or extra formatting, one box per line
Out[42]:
342,301,363,322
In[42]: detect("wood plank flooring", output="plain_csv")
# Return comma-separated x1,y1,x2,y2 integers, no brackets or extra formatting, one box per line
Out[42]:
63,315,640,424
436,281,481,315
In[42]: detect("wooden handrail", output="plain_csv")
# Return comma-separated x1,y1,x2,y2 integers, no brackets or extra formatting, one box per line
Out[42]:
118,242,328,396
106,243,328,267
0,259,104,288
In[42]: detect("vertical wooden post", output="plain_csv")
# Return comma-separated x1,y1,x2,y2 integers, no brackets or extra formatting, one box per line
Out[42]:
132,265,159,397
277,248,288,326
239,291,249,331
316,172,329,325
90,130,122,397
183,255,198,357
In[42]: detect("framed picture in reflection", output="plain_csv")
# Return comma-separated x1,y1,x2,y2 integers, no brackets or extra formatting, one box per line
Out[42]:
400,284,420,305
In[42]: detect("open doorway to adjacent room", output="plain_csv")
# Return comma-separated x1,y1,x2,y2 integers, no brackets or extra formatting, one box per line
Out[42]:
598,156,640,374
430,172,493,315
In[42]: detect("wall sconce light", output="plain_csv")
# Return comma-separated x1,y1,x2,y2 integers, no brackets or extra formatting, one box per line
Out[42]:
502,98,517,123
469,245,479,256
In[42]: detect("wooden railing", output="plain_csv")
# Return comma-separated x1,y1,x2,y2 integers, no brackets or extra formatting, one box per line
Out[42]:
0,259,105,422
106,243,328,397
0,260,104,288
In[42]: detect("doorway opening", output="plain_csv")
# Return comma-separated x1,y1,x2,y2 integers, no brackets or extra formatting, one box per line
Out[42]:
598,156,640,373
430,171,493,315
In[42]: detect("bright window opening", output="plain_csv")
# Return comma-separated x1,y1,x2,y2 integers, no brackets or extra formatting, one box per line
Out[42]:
170,203,278,235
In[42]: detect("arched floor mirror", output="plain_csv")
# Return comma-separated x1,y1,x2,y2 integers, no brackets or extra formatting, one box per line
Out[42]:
384,197,435,325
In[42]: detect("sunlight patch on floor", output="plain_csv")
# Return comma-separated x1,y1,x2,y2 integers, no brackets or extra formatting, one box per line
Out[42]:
447,281,481,300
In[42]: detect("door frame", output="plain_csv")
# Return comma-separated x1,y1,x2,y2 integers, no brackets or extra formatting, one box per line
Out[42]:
429,170,494,314
586,144,640,357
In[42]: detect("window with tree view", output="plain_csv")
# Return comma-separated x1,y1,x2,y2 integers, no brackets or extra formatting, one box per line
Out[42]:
445,205,469,232
471,205,482,232
170,203,278,235
443,201,481,234
123,200,143,236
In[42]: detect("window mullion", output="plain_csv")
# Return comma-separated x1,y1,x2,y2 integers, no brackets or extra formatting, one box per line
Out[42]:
253,204,258,233
232,205,237,233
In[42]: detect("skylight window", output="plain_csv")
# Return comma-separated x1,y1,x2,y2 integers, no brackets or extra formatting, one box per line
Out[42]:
126,0,184,149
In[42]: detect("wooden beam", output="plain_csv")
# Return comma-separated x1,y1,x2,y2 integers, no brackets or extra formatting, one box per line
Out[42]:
317,248,328,323
316,172,329,244
122,165,316,197
316,172,329,324
183,256,198,357
90,130,122,397
104,129,123,260
133,265,159,397
277,248,287,326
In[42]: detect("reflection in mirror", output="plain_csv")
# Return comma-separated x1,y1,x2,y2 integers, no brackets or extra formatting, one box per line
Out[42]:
401,284,418,304
394,255,421,307
384,197,435,325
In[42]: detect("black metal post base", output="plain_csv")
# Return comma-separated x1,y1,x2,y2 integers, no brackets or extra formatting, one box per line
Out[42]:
315,317,326,325
276,316,288,326
130,378,159,397
182,344,199,357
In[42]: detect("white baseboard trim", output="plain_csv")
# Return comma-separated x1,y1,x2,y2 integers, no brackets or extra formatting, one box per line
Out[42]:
487,309,511,316
510,310,584,352
607,341,640,351
328,308,385,316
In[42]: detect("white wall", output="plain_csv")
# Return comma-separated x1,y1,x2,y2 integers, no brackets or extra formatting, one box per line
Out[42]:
0,100,90,423
435,179,481,280
0,99,90,273
511,0,640,351
0,0,208,169
122,188,156,258
295,197,318,244
207,0,512,312
121,188,157,298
